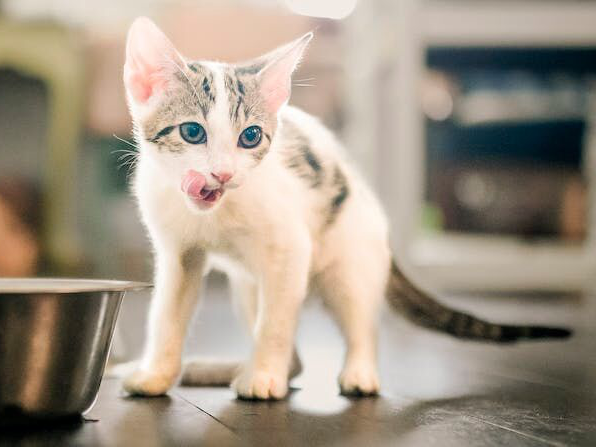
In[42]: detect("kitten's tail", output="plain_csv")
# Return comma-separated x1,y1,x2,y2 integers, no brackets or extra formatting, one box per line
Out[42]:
385,259,572,342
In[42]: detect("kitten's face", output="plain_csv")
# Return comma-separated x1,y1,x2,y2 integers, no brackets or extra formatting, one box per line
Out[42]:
124,17,311,213
137,62,277,211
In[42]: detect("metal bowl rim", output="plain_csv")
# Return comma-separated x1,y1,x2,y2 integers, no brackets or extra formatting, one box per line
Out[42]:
0,278,152,294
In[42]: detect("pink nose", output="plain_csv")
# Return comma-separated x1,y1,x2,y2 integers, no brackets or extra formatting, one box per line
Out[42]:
211,172,233,184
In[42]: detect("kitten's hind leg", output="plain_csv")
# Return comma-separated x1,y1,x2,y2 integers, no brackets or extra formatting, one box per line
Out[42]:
319,251,388,396
229,274,259,337
180,351,302,386
181,352,303,387
180,274,302,389
181,359,241,386
177,274,255,388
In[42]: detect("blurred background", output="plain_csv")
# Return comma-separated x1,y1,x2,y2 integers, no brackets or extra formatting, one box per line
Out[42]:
1,0,596,296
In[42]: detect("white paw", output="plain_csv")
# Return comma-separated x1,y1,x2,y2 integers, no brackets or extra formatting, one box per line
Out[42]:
123,369,177,397
339,363,380,396
232,366,288,400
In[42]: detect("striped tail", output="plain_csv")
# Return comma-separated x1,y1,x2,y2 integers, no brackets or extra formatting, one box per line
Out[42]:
386,260,571,342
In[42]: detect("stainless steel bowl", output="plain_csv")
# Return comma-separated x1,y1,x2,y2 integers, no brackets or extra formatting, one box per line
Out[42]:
0,278,149,419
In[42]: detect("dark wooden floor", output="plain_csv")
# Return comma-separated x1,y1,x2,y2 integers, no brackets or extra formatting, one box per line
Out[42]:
2,282,596,446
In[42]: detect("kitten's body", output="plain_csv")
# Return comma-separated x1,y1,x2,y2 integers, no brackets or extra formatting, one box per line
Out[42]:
122,18,570,400
133,104,389,396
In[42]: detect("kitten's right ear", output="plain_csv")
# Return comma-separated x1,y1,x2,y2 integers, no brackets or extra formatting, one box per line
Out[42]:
256,32,313,114
124,17,184,104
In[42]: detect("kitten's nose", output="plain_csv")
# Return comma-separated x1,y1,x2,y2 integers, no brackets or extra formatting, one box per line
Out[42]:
211,172,233,184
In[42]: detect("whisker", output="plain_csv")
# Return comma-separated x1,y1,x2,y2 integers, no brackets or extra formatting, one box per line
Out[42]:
117,158,139,172
294,77,316,82
112,147,138,154
115,149,137,155
117,155,137,164
117,153,138,162
293,83,315,87
111,134,140,176
112,148,138,155
113,134,139,150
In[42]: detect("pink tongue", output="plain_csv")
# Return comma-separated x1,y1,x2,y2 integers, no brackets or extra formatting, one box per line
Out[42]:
181,170,206,199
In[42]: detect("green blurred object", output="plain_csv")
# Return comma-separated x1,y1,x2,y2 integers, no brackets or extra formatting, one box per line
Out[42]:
0,18,85,273
420,202,444,234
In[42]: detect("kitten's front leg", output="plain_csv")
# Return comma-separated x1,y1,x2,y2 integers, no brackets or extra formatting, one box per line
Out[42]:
124,247,205,396
232,240,310,400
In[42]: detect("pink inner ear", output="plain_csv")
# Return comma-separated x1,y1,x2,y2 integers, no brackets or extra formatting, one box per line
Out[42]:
125,68,169,103
125,70,152,103
257,33,312,114
124,17,182,104
260,75,290,113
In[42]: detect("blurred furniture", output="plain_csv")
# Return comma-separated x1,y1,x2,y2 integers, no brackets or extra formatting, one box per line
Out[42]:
368,0,596,291
0,18,85,272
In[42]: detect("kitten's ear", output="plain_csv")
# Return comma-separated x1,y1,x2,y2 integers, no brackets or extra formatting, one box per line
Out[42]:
257,32,313,113
124,17,185,104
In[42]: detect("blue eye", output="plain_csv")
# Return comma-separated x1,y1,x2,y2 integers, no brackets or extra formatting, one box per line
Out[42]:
180,122,207,144
238,125,262,149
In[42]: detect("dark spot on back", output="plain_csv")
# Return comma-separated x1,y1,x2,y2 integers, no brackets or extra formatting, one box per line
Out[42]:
285,145,324,188
283,118,324,188
326,166,350,226
302,146,321,173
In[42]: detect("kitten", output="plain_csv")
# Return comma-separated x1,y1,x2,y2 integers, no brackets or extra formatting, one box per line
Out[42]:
121,17,571,399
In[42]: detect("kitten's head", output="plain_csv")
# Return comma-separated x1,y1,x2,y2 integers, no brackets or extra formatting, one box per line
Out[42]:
124,17,312,212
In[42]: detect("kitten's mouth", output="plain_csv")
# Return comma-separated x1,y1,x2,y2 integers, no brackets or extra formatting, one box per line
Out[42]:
181,170,225,208
199,187,224,203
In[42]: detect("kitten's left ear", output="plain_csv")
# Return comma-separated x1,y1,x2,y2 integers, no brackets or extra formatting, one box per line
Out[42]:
257,32,313,114
124,17,186,104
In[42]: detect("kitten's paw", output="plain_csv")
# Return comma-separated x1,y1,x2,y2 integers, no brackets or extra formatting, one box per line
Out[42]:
123,369,177,397
232,367,288,400
339,363,380,397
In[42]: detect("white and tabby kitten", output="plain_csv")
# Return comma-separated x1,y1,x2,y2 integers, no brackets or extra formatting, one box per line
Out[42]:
121,17,570,400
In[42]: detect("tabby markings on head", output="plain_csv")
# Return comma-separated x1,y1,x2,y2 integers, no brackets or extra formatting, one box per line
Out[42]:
223,68,252,124
186,62,217,118
143,62,217,150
